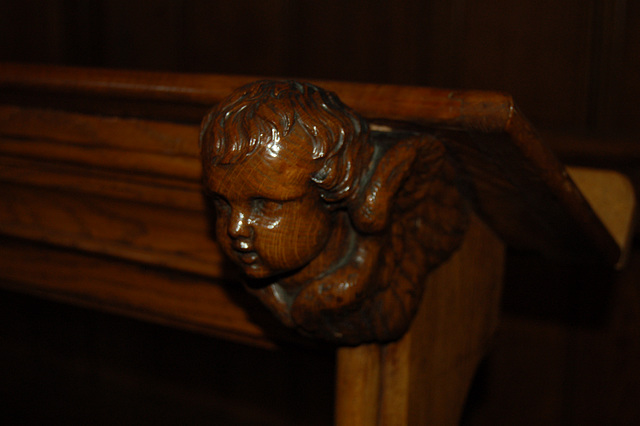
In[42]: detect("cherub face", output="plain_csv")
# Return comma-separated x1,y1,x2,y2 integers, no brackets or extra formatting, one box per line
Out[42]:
204,140,333,279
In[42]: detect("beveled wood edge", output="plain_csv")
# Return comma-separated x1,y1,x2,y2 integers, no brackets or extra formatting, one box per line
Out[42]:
0,62,512,130
567,166,637,268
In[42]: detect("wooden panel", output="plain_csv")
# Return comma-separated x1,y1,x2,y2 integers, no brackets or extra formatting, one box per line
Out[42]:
0,288,335,425
0,105,224,277
101,0,183,70
0,137,198,180
605,0,640,132
0,0,66,63
182,0,296,76
0,184,226,277
0,156,200,210
0,236,294,348
465,247,640,425
0,105,200,157
458,0,594,129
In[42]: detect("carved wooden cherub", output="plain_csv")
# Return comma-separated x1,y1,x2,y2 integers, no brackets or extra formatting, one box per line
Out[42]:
201,80,468,344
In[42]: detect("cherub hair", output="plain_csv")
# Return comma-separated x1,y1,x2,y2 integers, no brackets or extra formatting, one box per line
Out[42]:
200,80,372,204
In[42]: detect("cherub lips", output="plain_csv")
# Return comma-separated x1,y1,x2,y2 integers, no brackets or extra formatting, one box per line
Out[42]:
237,250,259,265
231,240,259,265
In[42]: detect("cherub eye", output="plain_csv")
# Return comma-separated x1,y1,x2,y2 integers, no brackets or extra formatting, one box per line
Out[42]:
211,194,231,213
252,198,283,215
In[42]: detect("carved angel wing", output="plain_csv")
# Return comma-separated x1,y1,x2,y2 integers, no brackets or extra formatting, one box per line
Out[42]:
270,130,469,344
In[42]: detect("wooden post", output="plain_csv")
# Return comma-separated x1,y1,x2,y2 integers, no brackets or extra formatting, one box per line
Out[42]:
336,215,505,425
335,344,382,425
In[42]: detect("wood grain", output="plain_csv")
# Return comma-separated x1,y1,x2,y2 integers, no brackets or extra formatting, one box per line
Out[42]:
0,64,623,266
0,64,630,351
0,178,226,279
0,105,199,156
334,214,505,425
335,344,381,426
0,63,633,424
0,237,293,348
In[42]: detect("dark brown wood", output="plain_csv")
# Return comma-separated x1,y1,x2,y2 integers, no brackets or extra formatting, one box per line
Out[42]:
0,236,289,349
0,63,621,267
0,64,634,425
196,78,627,344
2,3,639,422
0,65,626,347
200,80,468,344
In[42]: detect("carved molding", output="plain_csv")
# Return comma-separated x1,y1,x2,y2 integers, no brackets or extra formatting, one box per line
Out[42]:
200,80,468,344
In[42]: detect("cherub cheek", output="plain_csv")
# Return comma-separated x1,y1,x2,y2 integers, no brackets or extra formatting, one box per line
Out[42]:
250,216,282,231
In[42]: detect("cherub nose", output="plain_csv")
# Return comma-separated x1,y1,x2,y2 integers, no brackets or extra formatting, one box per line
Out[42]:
228,210,252,239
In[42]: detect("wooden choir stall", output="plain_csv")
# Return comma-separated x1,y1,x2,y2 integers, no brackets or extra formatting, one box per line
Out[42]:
0,64,635,425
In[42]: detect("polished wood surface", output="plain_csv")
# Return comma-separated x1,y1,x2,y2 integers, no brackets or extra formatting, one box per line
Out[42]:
0,63,623,266
200,80,467,344
0,236,289,348
0,64,634,424
2,3,639,423
336,214,504,425
0,65,627,345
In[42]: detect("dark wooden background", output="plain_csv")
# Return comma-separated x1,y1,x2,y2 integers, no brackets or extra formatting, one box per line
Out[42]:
3,0,640,135
1,1,639,424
